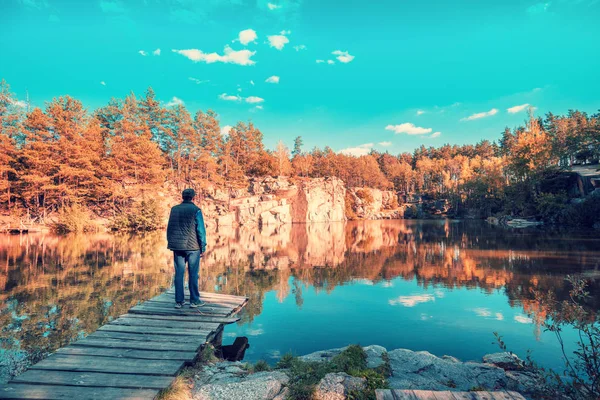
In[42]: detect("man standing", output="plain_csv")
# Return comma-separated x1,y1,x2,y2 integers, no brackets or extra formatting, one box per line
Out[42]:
167,188,207,309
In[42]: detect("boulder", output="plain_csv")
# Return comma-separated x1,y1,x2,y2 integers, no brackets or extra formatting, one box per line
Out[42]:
314,372,366,400
299,345,387,370
483,353,523,371
387,349,508,391
195,371,289,400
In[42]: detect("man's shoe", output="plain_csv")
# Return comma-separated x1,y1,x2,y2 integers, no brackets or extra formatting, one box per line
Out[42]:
190,300,206,308
174,302,184,309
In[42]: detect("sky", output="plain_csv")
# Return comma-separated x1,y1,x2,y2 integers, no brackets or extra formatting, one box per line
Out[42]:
1,0,599,154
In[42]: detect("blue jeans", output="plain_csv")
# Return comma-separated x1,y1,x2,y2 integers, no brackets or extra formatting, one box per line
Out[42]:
173,250,201,304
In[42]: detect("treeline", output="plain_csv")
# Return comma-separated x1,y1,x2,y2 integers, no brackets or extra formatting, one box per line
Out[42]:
0,79,599,224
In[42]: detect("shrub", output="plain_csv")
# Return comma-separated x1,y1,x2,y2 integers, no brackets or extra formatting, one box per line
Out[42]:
345,191,358,219
252,360,271,372
109,198,163,232
355,189,374,205
52,204,96,233
276,352,296,369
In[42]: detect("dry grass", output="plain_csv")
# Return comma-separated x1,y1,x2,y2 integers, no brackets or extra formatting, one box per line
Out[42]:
156,375,194,400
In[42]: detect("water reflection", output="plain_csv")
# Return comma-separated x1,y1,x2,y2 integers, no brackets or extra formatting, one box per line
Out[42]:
1,221,600,382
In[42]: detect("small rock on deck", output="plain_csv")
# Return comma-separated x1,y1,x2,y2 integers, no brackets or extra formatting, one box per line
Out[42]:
0,290,248,400
376,389,527,400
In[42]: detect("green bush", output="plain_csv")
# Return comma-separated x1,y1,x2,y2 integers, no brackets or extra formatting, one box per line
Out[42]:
252,360,271,372
556,195,600,229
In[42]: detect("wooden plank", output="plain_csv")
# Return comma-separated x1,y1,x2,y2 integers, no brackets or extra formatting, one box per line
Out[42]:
451,393,476,400
56,346,197,361
72,337,201,352
11,370,173,390
86,330,208,343
470,393,494,400
411,390,437,400
98,324,212,337
119,313,240,325
135,301,233,314
30,354,184,376
129,305,230,317
165,289,247,301
109,316,221,331
488,392,514,400
432,392,456,400
392,390,420,400
0,384,158,400
505,392,526,400
375,389,396,400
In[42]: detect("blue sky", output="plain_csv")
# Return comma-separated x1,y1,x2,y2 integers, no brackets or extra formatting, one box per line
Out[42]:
1,0,599,154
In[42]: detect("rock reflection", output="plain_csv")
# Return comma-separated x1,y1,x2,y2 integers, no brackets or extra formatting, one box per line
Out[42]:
1,220,600,382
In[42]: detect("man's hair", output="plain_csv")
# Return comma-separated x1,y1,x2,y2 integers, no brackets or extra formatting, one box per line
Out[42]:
182,188,196,201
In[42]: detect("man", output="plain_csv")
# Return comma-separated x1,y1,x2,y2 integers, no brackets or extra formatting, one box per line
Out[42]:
166,188,207,309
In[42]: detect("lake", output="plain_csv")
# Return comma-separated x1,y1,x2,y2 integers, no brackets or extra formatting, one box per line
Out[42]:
1,220,599,384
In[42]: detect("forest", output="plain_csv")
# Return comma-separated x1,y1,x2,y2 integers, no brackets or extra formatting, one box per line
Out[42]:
0,79,599,229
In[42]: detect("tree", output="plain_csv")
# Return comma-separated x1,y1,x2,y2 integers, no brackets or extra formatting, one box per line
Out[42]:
275,140,292,176
292,136,303,157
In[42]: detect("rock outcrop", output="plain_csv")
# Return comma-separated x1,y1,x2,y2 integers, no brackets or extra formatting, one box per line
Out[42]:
348,187,403,219
190,346,546,400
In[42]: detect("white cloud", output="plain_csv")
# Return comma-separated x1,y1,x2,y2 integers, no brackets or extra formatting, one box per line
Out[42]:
473,308,492,318
327,60,335,65
507,103,531,114
267,2,281,10
250,80,255,86
219,93,242,102
268,33,290,50
138,50,147,56
378,141,392,147
237,87,242,92
385,123,433,135
429,132,441,138
172,46,256,66
100,81,106,86
316,59,324,64
389,294,435,307
496,313,504,321
460,108,498,121
416,110,426,116
514,314,533,324
237,29,257,45
245,96,264,104
188,77,209,84
265,75,280,84
332,50,355,63
221,125,232,136
165,97,184,107
152,48,161,56
255,105,263,110
339,143,374,157
294,44,306,51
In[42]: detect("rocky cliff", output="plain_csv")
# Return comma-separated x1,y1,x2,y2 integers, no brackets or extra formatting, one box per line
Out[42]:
193,177,354,228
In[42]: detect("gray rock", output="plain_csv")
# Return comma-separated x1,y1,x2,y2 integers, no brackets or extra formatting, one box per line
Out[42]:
363,345,387,369
314,372,366,400
483,352,524,371
387,349,508,391
299,345,387,370
194,371,289,400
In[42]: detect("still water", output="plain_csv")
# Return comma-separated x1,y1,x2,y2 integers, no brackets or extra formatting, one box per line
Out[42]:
1,220,599,383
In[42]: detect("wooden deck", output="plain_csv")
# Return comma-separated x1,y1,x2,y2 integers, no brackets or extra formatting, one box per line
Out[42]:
0,289,248,400
376,389,527,400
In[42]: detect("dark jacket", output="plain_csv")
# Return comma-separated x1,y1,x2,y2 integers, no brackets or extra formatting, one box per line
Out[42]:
166,200,207,252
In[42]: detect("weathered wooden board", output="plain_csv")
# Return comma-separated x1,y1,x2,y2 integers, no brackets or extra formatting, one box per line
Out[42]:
375,391,527,400
129,304,230,317
0,384,159,400
30,354,184,375
72,336,201,352
87,330,208,343
56,346,197,361
108,316,221,331
119,313,240,324
11,370,173,390
98,323,211,337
